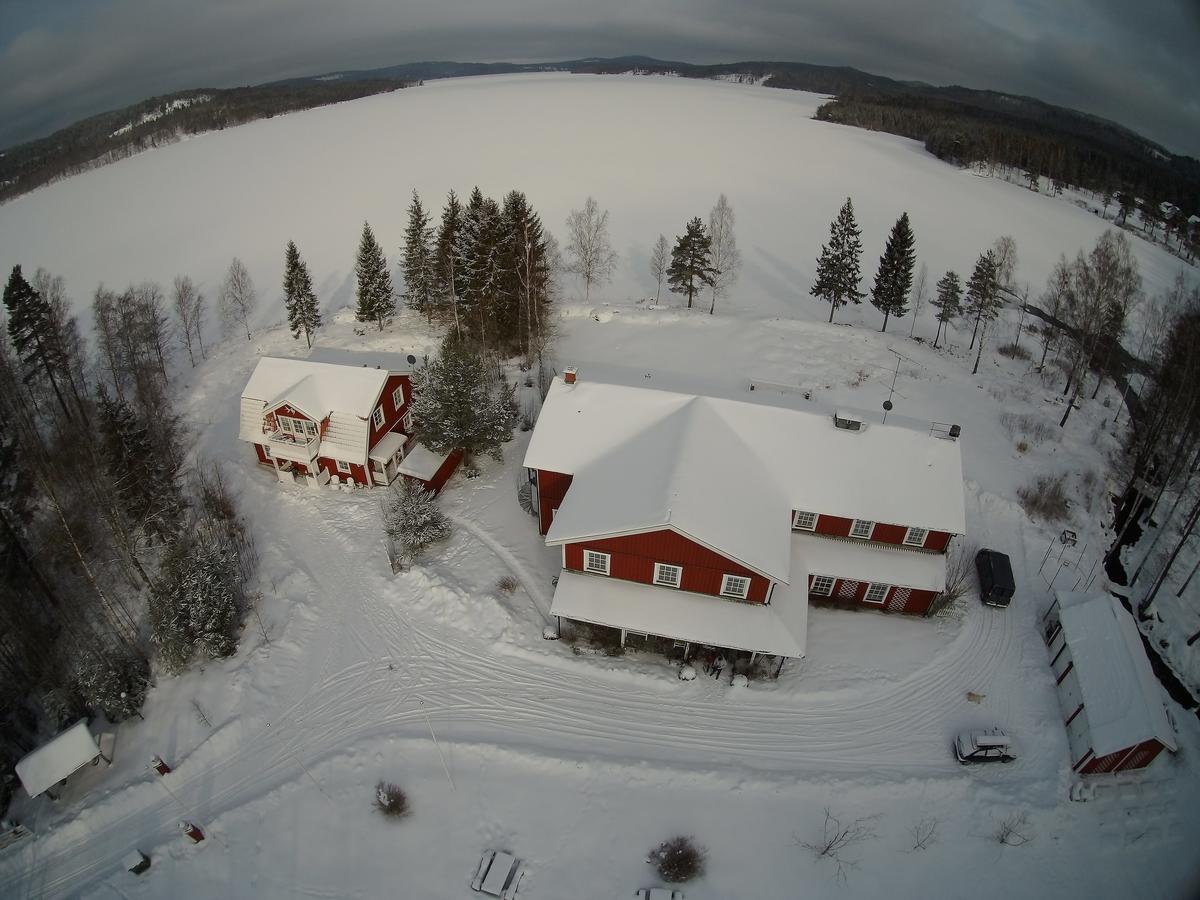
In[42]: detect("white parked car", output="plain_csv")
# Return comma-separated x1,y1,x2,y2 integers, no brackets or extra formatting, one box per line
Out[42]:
954,728,1016,764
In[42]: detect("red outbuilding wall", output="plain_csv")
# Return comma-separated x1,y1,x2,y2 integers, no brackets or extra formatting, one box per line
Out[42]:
536,470,574,535
564,529,770,602
805,512,952,552
809,576,938,616
1081,738,1166,775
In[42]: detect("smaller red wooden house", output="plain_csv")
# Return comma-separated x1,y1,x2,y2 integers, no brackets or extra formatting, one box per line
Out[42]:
1043,592,1177,775
238,355,460,491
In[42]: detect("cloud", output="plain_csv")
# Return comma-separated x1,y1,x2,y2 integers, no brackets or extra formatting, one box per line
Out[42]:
0,0,1197,157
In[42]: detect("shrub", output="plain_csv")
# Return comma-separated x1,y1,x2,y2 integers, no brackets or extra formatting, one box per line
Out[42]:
383,479,452,567
1017,474,1070,522
495,575,519,594
647,835,706,882
375,781,410,818
929,541,977,616
997,342,1031,360
999,412,1056,446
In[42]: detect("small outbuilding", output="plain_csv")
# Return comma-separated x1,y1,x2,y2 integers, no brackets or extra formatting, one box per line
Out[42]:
1043,592,1177,775
14,720,107,799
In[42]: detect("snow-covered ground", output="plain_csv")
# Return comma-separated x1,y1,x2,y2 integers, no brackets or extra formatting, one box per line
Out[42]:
0,74,1198,899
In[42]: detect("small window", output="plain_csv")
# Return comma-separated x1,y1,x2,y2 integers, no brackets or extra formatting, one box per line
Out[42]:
720,574,751,599
403,410,414,433
372,408,385,429
337,460,351,474
279,416,293,433
653,563,682,588
810,575,834,595
584,550,610,575
392,385,404,410
304,420,318,438
261,444,272,459
792,510,818,531
850,519,875,539
864,583,889,604
903,527,928,547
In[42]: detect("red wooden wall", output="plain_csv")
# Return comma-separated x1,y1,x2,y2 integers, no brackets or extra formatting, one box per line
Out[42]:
536,470,573,535
804,511,952,552
1081,738,1165,774
367,373,413,449
564,529,770,602
807,576,937,616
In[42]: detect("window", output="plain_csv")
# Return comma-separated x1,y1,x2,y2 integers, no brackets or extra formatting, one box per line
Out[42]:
903,527,928,548
261,444,272,459
372,408,385,429
403,410,414,433
653,563,682,588
584,550,610,575
810,575,835,596
864,583,889,604
850,519,875,539
303,420,318,439
720,574,751,599
279,416,294,434
337,460,351,474
392,385,404,410
792,510,818,531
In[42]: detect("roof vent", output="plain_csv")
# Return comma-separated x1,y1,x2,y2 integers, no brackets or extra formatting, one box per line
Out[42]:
833,410,864,432
564,367,578,385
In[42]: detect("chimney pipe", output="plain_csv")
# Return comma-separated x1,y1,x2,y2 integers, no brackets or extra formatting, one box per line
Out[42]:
564,367,578,385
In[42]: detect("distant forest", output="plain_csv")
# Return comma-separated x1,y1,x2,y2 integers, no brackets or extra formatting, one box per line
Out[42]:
0,80,408,203
2,54,1198,221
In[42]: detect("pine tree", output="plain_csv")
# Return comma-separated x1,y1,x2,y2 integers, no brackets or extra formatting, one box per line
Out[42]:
810,198,864,323
283,241,321,347
964,250,1000,351
383,479,452,567
456,189,506,346
3,265,73,420
354,222,395,330
435,190,464,337
96,385,181,541
500,190,551,359
869,212,916,332
410,334,516,462
930,270,962,349
667,218,715,309
402,191,437,323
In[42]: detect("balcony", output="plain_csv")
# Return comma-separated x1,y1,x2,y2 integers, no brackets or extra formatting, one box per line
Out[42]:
264,430,319,464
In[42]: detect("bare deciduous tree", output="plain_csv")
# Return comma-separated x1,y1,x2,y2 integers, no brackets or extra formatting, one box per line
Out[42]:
649,234,669,304
708,193,741,315
799,808,878,882
564,196,617,303
908,262,928,338
909,817,938,851
173,276,206,367
218,257,257,341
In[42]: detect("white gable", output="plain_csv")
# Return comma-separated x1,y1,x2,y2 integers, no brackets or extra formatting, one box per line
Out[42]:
1057,592,1176,757
525,378,966,538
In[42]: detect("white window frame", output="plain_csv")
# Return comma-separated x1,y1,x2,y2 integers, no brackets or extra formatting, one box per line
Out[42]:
903,527,929,548
303,420,318,439
583,550,610,575
403,410,414,433
792,510,818,531
653,563,682,588
261,444,272,459
720,574,751,599
337,460,351,474
372,407,385,430
392,385,404,410
850,519,875,540
810,575,835,596
864,582,889,604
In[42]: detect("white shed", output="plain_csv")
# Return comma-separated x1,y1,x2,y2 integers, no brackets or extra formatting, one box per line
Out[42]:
14,720,105,799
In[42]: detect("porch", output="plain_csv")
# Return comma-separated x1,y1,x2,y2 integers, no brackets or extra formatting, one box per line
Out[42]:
369,431,409,486
264,429,319,465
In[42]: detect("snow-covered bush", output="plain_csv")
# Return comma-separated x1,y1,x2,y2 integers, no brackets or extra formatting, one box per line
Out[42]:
374,781,410,818
997,342,1031,360
75,652,149,722
495,575,519,594
647,835,706,882
383,479,451,567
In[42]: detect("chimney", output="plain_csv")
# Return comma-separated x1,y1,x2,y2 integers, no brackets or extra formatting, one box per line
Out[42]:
564,366,578,385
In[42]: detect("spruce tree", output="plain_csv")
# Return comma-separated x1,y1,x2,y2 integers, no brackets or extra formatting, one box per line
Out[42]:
383,479,452,567
810,198,864,323
402,191,437,323
869,212,916,332
964,250,1000,351
930,270,962,349
3,265,73,420
500,190,551,358
354,222,395,330
435,190,464,337
666,217,715,309
283,241,321,347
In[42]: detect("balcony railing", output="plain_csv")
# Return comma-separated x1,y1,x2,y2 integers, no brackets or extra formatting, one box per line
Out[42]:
264,429,319,463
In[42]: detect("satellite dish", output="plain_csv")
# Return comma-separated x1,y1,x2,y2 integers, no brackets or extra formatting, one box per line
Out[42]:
882,400,893,411
406,354,417,365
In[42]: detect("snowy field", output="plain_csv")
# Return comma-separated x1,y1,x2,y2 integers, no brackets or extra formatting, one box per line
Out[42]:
0,74,1198,899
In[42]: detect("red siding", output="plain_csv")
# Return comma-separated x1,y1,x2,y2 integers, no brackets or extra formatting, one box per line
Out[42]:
368,373,413,449
318,457,369,486
870,523,908,544
420,449,463,493
1082,738,1165,775
924,531,952,552
809,579,937,616
536,469,573,535
814,514,853,538
564,529,770,603
254,443,271,464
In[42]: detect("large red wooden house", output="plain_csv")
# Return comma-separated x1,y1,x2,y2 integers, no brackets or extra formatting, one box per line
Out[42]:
522,370,966,665
239,354,460,491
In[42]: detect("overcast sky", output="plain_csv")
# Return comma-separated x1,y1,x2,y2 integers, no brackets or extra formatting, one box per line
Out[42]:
2,0,1197,156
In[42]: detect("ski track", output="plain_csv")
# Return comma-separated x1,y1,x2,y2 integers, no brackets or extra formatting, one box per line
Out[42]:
4,478,1050,899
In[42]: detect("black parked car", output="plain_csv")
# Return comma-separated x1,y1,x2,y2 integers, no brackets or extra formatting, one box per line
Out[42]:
975,548,1015,608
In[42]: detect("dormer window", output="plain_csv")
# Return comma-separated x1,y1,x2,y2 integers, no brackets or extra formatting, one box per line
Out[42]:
850,519,875,539
792,510,818,531
279,417,294,434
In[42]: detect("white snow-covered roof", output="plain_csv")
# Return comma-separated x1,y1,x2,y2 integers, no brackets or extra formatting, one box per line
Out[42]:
239,357,396,466
545,400,793,581
369,431,408,464
397,444,450,482
15,720,100,798
1057,592,1177,756
551,545,808,657
524,379,966,542
793,534,947,592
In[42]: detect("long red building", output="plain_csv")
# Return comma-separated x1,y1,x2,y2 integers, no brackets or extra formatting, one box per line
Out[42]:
522,370,966,665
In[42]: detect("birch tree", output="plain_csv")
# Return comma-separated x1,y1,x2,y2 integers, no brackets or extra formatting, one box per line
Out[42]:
564,197,617,303
649,234,669,304
218,257,257,341
708,194,741,315
172,276,205,367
